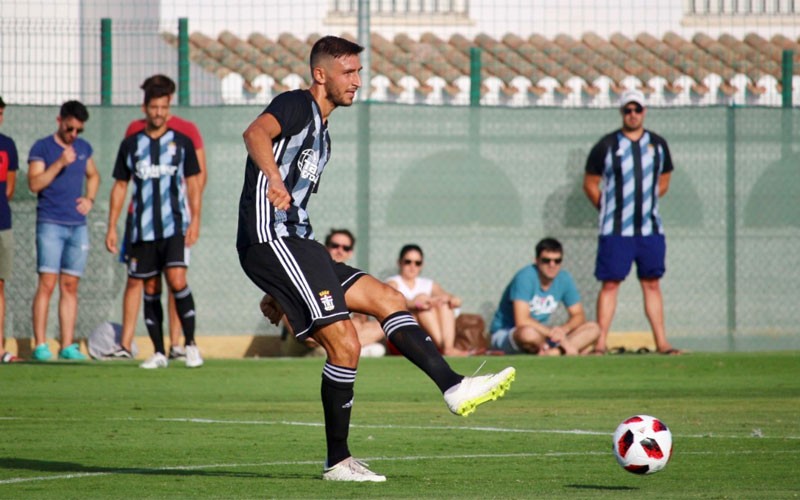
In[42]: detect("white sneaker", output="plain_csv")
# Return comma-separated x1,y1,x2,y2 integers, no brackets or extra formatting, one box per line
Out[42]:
360,343,386,358
185,345,204,368
140,352,168,369
444,366,516,417
323,457,386,482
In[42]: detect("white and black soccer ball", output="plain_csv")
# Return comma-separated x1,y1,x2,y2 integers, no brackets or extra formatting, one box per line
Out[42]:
612,415,673,475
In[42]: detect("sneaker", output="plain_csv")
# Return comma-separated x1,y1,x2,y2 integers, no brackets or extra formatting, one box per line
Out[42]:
168,345,186,360
105,346,133,360
32,343,53,361
444,366,516,417
1,352,22,363
140,352,168,369
360,343,386,358
323,457,386,482
185,345,203,368
59,343,88,360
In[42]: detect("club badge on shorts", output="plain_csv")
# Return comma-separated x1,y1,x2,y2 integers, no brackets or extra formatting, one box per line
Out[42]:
319,290,335,311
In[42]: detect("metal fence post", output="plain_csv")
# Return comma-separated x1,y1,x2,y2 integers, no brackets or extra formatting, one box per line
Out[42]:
725,106,737,351
356,0,371,271
781,50,793,108
101,18,112,106
470,47,482,107
178,18,190,106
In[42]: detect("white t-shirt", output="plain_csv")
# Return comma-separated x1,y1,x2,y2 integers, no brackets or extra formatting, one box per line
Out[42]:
386,275,434,300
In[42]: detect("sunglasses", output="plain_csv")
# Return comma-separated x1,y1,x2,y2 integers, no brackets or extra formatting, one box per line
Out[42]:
65,126,84,134
327,242,353,252
539,257,563,265
622,105,644,115
403,259,423,266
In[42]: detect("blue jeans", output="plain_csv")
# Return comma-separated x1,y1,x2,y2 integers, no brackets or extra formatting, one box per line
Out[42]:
36,222,89,276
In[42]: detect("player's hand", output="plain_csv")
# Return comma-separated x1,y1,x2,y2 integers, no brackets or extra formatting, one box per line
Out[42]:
548,326,567,344
60,146,77,167
76,197,93,215
267,176,292,211
105,228,118,254
260,294,284,326
185,219,200,247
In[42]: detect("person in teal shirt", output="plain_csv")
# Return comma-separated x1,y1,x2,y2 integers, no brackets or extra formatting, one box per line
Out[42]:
490,238,599,355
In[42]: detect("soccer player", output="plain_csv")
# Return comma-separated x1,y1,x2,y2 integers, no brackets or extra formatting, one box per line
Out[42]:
117,74,207,363
238,35,515,482
583,89,684,355
105,82,203,369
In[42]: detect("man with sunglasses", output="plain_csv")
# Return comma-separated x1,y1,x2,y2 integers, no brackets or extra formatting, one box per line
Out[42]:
489,238,599,355
28,100,100,361
583,89,683,355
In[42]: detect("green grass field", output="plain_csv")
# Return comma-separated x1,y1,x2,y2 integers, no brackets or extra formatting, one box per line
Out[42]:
2,352,799,499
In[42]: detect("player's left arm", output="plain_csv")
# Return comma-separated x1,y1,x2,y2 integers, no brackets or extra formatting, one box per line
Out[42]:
77,156,100,215
5,171,16,200
658,171,671,198
185,170,202,247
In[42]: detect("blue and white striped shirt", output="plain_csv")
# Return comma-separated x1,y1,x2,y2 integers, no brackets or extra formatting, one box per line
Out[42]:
585,129,674,237
113,129,200,243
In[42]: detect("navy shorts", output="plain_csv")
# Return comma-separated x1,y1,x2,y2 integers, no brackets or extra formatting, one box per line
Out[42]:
127,234,189,279
594,234,666,281
239,237,366,340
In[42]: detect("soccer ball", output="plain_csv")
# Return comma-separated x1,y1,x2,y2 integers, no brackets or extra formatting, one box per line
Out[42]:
612,415,673,475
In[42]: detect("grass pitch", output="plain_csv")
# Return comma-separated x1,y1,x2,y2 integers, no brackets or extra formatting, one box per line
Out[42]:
1,352,798,499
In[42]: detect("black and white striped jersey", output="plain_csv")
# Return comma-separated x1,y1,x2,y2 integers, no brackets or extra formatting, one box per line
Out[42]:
237,90,331,251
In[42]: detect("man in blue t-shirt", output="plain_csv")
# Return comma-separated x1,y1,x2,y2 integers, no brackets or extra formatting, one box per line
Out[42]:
490,238,599,355
27,100,101,361
0,97,21,363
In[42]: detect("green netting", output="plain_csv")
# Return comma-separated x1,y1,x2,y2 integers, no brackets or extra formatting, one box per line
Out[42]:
3,105,798,351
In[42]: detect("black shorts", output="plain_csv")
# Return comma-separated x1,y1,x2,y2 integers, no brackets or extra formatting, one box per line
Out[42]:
239,237,366,340
128,234,189,279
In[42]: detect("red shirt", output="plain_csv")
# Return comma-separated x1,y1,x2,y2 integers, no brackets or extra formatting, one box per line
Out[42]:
125,115,204,149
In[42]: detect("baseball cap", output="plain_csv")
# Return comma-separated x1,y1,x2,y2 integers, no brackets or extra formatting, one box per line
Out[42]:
618,89,645,108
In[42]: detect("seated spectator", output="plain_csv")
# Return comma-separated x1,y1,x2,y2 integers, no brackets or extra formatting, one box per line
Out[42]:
386,244,467,356
489,237,599,356
263,228,386,358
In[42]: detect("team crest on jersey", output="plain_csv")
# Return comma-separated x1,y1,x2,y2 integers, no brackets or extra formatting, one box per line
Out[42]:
319,289,335,311
168,141,177,156
298,149,319,183
129,258,137,272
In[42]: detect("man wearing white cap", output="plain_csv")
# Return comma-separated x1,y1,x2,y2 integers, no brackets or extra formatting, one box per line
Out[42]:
583,89,684,355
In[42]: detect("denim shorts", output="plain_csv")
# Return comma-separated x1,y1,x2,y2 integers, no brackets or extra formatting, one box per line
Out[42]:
490,328,522,354
36,222,90,276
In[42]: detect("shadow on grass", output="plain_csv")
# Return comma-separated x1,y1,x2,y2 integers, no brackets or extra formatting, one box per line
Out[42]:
0,457,308,480
566,484,639,491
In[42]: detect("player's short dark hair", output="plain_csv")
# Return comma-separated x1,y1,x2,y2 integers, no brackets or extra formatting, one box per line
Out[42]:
0,96,6,109
59,100,89,122
535,237,563,258
324,228,356,248
398,243,423,261
310,36,364,73
141,74,176,105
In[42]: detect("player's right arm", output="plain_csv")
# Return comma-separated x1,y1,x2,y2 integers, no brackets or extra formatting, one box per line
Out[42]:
27,147,75,193
243,113,291,211
512,300,550,336
105,179,128,254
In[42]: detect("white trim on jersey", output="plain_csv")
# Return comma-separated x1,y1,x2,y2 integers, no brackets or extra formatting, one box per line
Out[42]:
269,238,323,320
256,171,270,243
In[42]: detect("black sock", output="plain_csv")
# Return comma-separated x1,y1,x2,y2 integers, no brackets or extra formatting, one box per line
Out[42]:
143,293,165,354
173,286,196,345
321,362,355,467
381,312,463,393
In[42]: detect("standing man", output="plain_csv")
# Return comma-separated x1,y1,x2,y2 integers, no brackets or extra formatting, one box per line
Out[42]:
0,97,20,363
490,237,600,356
583,89,683,355
105,83,203,369
28,100,100,361
239,36,514,482
118,74,207,363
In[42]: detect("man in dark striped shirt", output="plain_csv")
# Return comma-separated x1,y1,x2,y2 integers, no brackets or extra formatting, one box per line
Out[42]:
106,84,203,369
584,89,683,355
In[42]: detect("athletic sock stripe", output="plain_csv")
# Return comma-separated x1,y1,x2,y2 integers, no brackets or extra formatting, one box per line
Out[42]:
174,286,192,299
144,293,162,302
382,313,419,336
269,239,323,319
323,363,357,384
